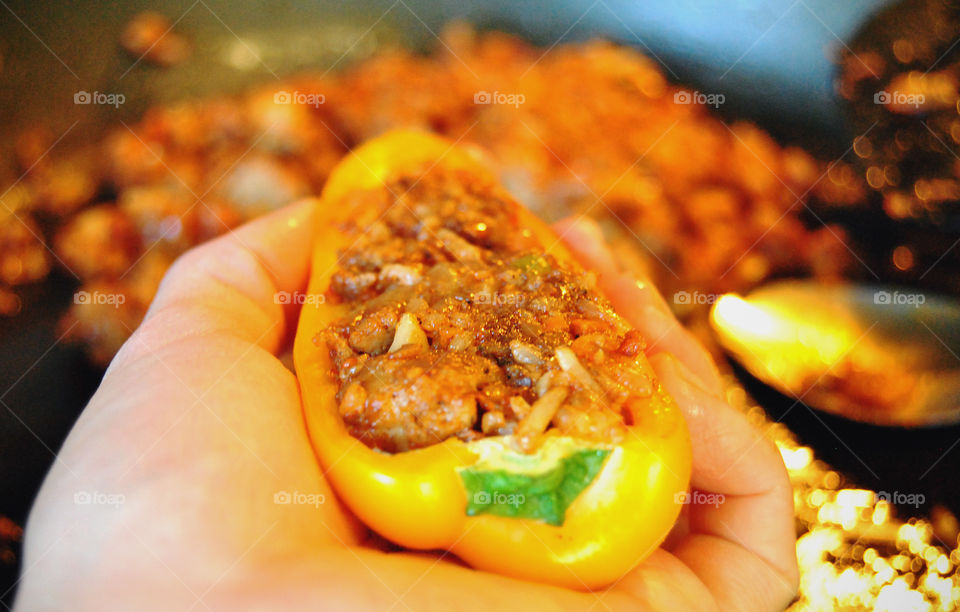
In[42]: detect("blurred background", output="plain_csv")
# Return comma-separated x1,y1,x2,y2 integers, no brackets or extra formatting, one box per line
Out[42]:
3,0,960,609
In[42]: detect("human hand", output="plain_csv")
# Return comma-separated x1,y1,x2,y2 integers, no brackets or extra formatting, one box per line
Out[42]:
18,201,797,611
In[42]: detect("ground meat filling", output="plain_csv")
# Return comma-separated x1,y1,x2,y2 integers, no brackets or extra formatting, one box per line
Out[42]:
316,167,657,453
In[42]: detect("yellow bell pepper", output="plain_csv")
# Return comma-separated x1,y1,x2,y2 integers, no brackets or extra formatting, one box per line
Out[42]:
294,130,692,590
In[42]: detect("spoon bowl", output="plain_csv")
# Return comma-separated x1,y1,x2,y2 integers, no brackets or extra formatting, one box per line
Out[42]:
710,280,960,427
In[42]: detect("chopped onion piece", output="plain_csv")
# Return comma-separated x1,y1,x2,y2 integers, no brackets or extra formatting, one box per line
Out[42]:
516,386,568,438
535,371,553,397
436,228,482,262
481,410,506,434
510,340,543,365
389,313,429,353
509,395,532,419
380,263,422,286
554,346,604,395
449,333,472,351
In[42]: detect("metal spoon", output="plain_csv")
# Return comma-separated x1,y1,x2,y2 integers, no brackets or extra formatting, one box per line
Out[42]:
709,280,960,427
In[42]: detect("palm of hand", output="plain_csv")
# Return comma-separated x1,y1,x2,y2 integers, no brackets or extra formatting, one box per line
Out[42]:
17,202,797,612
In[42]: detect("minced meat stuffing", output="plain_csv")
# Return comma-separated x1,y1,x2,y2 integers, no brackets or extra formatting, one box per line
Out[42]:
315,167,658,453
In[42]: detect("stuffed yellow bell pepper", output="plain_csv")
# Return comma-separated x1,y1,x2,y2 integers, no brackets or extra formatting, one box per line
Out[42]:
294,130,691,590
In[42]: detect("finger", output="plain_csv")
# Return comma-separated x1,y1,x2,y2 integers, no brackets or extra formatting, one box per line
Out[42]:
554,216,723,397
669,535,797,612
650,353,798,602
111,198,317,372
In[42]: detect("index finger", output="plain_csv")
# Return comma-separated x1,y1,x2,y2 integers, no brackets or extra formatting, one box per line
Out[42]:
650,353,798,609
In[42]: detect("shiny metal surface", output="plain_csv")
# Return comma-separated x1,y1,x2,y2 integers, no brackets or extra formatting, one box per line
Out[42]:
712,280,960,426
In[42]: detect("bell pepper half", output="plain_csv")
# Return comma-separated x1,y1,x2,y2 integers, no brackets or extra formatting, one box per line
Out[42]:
294,129,692,590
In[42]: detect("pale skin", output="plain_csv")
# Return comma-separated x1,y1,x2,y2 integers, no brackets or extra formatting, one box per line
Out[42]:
16,200,798,611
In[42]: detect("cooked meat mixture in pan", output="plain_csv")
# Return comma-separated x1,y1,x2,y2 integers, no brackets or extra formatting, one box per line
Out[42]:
316,167,659,453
